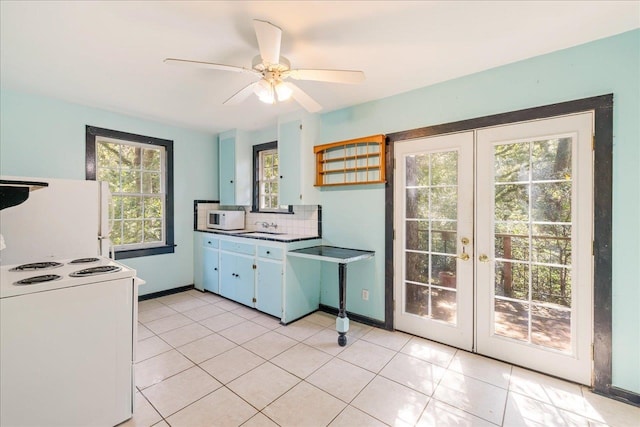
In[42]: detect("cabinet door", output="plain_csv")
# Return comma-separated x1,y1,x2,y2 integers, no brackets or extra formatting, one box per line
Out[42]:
219,136,236,205
219,252,255,307
278,119,302,205
203,247,219,294
256,259,283,318
234,255,255,307
219,252,236,301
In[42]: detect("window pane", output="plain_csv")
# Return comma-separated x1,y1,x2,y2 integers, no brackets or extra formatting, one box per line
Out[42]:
142,172,161,193
144,196,163,218
494,142,530,183
430,187,457,220
122,196,142,219
111,196,123,220
431,151,457,185
97,142,120,169
495,261,529,300
111,220,122,245
121,170,141,193
495,184,528,221
532,265,571,307
121,145,141,169
122,220,142,244
406,220,428,251
142,148,161,171
405,154,429,187
264,154,273,168
143,219,163,242
531,138,572,181
406,252,429,284
406,188,428,219
531,182,571,223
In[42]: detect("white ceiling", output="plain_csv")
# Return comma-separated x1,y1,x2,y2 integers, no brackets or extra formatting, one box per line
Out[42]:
1,1,638,134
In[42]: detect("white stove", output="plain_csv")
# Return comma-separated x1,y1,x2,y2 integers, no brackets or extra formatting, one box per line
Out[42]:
1,255,138,426
1,256,135,298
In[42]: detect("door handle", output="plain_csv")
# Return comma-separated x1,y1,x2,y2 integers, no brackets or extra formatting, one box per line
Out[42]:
479,254,490,263
457,237,471,260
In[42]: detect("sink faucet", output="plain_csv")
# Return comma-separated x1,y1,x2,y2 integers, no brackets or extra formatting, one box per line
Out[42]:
254,221,278,230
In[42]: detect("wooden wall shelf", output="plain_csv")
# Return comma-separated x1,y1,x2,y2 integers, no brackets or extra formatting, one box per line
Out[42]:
314,134,386,187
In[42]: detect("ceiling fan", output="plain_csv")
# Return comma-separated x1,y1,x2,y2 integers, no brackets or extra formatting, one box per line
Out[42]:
164,19,365,113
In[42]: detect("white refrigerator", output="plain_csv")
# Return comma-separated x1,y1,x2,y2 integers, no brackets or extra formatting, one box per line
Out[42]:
0,175,111,265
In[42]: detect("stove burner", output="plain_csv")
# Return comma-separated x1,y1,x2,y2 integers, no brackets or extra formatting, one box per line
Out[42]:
69,265,122,277
9,262,63,272
69,257,100,264
14,274,62,285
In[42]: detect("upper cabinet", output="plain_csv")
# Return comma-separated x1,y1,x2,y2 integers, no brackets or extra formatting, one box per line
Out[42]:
218,129,251,206
277,112,320,205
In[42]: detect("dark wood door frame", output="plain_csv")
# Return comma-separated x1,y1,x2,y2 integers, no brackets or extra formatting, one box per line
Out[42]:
384,94,636,404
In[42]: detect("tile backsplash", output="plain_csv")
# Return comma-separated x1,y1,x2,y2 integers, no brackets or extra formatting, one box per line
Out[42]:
245,205,320,236
194,201,320,237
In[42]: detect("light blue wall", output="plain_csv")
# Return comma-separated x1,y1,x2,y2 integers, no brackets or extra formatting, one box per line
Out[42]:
317,29,639,393
0,90,219,296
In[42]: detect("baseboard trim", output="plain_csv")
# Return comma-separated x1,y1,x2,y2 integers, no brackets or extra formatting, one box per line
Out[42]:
138,284,195,301
318,304,388,330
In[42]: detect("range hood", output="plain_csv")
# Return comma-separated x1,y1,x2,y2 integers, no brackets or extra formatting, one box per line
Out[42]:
0,179,48,210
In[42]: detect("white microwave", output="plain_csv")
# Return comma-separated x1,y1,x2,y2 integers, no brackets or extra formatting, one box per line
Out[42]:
206,210,245,230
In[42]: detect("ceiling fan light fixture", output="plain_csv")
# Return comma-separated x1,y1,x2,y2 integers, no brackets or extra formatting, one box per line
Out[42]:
275,81,292,101
254,79,275,104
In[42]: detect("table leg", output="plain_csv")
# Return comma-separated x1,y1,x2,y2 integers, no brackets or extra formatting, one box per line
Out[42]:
336,263,349,346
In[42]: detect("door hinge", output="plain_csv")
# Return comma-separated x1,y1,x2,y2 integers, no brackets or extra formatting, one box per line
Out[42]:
592,240,595,256
299,124,303,130
393,158,396,169
393,229,396,240
253,264,257,270
252,297,257,303
592,134,596,151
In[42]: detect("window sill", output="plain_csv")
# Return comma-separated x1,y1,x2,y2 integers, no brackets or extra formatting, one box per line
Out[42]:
250,205,294,215
114,244,176,260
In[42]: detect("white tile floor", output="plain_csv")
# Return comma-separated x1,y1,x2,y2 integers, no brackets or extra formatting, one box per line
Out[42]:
122,289,640,427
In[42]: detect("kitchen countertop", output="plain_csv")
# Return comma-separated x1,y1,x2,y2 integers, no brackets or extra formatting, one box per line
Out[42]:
195,228,320,243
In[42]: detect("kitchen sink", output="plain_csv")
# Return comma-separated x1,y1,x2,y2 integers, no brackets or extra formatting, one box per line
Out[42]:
237,231,285,236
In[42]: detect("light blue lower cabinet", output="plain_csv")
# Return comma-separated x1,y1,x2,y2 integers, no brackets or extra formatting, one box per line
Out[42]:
202,247,219,293
256,259,283,318
219,251,254,306
196,234,322,322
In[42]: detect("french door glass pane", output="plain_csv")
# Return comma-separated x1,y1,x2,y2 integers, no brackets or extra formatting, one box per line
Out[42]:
404,151,458,325
492,138,573,352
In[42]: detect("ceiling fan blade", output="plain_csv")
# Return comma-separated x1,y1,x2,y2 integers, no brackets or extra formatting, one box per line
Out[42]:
253,20,281,65
285,82,322,113
224,81,259,105
286,69,365,84
164,58,260,76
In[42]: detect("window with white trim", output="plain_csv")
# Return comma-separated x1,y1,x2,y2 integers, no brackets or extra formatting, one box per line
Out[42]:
252,141,291,214
86,126,174,259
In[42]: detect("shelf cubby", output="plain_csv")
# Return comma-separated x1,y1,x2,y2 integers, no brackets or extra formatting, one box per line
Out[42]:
314,134,386,187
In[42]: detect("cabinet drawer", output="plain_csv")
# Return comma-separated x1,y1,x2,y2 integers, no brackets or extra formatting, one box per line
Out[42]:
203,237,219,249
220,240,255,255
257,246,283,261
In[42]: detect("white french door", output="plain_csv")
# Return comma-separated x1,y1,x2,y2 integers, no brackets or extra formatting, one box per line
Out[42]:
475,113,593,384
394,131,475,351
394,112,594,384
